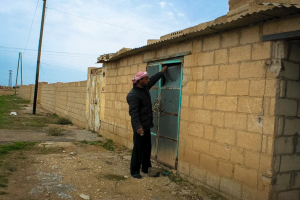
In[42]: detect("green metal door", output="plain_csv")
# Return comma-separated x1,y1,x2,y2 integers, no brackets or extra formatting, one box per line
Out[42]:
147,58,183,169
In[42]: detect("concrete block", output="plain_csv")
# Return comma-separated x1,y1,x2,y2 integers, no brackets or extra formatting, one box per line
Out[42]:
215,127,235,145
183,149,200,165
218,161,233,178
204,65,219,80
190,165,206,182
207,81,226,95
217,97,238,112
178,41,193,53
193,137,210,153
280,60,300,80
203,96,216,110
215,49,228,64
275,99,298,116
182,81,197,94
244,150,260,169
252,42,271,60
278,190,299,200
262,116,275,135
210,142,231,160
220,178,242,199
206,172,220,189
219,63,239,79
120,58,128,67
280,155,300,172
200,154,218,172
275,173,291,191
198,51,214,66
229,45,251,63
188,123,204,137
242,185,258,200
240,26,260,45
234,165,258,187
180,108,195,121
224,112,247,130
203,35,220,51
227,80,249,96
263,20,278,35
204,125,214,140
178,161,190,175
189,95,203,109
194,109,212,124
274,136,295,155
134,54,143,64
212,111,224,127
181,95,189,107
286,81,300,99
221,31,239,48
143,51,156,61
240,61,266,78
196,81,206,94
184,54,198,67
237,131,261,151
247,115,263,133
278,15,300,33
130,65,138,74
238,97,263,114
192,39,202,53
191,67,203,80
289,41,300,62
265,79,278,97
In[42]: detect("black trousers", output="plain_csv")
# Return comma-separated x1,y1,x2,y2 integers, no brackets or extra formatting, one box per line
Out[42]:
130,129,152,175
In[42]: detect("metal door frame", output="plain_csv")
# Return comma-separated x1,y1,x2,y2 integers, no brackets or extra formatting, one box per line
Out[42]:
147,57,183,169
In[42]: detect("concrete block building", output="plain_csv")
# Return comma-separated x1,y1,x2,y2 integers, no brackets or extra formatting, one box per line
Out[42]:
92,1,300,199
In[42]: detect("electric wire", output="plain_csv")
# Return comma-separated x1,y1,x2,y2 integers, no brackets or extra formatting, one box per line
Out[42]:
46,7,160,36
23,0,40,54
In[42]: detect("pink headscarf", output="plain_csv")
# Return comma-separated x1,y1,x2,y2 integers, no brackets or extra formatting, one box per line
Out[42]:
132,71,148,83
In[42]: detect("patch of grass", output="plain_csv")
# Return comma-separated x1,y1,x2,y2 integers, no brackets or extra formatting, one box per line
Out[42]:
0,142,35,189
80,140,102,145
103,174,126,181
0,142,36,156
55,117,73,125
80,139,114,151
102,139,114,151
52,113,58,117
0,191,8,195
47,127,64,136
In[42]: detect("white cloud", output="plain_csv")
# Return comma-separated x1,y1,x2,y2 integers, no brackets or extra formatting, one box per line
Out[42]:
159,2,166,8
177,12,185,17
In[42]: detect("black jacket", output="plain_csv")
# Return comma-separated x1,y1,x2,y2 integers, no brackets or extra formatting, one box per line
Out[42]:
127,72,164,131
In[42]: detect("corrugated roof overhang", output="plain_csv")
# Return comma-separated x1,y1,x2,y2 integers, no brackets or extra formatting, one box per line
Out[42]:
97,5,300,63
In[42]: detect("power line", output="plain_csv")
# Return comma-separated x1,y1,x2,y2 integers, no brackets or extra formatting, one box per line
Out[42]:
47,7,160,36
23,0,40,53
0,45,99,56
40,62,86,73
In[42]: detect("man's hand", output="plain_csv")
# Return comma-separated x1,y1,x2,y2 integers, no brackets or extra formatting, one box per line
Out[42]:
162,66,168,73
137,128,144,136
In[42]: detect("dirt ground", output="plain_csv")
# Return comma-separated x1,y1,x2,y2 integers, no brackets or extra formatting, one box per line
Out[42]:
0,90,226,200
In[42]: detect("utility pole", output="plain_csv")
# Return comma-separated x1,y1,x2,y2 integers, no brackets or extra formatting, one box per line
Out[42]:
33,0,46,114
8,70,13,87
15,52,21,95
21,52,23,85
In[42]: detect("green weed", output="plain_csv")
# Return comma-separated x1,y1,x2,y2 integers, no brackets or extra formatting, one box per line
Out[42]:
47,127,64,136
80,139,114,151
0,191,8,195
55,117,73,125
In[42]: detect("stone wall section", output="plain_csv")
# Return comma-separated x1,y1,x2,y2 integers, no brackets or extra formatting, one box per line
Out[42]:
272,40,300,200
18,81,87,128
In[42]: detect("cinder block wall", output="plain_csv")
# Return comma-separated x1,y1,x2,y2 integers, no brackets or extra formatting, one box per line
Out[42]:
99,14,300,200
18,81,87,128
272,40,300,200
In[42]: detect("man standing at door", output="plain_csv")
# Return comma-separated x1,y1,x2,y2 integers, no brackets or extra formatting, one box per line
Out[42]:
127,66,167,179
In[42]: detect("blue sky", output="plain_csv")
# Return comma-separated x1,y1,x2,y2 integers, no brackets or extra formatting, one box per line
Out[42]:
0,0,229,86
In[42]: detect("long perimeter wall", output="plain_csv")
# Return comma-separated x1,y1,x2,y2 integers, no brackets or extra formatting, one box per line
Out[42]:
19,81,87,128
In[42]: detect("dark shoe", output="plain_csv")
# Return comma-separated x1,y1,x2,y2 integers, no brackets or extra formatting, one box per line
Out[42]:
142,168,148,174
131,174,142,179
